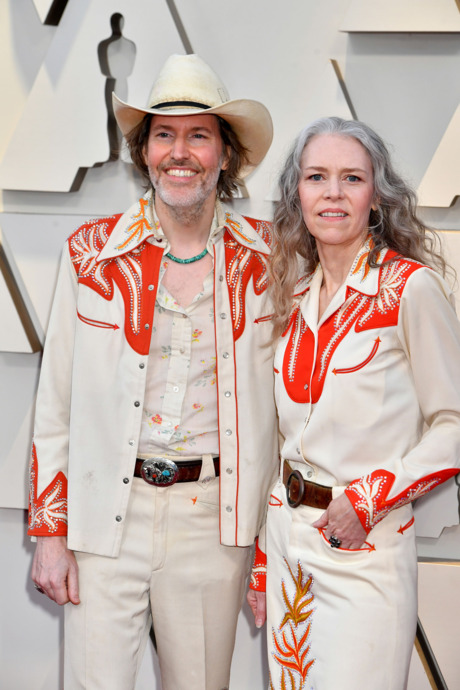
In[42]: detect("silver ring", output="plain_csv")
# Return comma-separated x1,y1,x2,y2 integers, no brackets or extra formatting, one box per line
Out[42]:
328,535,342,548
34,583,45,593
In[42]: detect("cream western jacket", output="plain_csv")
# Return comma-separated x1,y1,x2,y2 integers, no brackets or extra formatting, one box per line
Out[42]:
28,195,279,556
275,241,460,532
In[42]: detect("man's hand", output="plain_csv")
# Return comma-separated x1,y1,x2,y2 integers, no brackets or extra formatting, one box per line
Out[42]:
312,492,367,550
247,589,266,628
31,535,80,605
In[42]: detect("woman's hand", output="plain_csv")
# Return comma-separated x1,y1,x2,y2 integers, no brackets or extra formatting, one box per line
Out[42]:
312,492,367,549
247,589,266,628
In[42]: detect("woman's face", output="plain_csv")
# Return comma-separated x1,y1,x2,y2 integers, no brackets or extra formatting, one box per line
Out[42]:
298,133,375,257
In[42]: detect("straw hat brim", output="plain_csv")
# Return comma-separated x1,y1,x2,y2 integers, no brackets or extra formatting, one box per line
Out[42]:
112,93,273,177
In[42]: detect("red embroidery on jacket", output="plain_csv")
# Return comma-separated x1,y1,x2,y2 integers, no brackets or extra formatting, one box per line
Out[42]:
249,538,267,592
28,444,68,536
398,517,415,534
269,493,283,507
344,467,459,533
332,337,381,375
283,252,422,403
224,217,271,341
271,558,315,688
77,311,119,330
68,216,163,355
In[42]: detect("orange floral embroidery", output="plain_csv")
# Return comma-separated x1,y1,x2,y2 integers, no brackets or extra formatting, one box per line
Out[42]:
272,559,315,689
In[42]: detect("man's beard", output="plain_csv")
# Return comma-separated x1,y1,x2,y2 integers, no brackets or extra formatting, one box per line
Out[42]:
149,157,223,211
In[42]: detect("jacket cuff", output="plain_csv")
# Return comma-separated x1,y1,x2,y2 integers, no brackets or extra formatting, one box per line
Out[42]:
345,467,459,533
249,538,267,592
28,444,68,537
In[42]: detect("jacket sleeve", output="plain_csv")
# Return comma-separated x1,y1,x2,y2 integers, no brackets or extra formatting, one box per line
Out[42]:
28,243,78,536
345,268,460,533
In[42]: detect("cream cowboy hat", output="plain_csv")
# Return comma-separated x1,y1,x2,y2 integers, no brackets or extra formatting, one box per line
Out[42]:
112,53,273,177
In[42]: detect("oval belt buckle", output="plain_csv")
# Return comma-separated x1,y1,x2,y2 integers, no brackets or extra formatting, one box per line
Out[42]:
141,457,179,487
286,470,305,508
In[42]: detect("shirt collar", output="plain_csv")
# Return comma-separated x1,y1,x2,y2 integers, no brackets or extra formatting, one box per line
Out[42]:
97,192,271,262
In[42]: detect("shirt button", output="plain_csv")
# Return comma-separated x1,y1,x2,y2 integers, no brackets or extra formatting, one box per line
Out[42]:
129,440,135,446
179,348,185,354
223,352,229,359
182,314,187,319
115,515,122,522
307,470,313,478
173,386,179,392
134,401,140,407
123,477,129,484
144,323,150,329
220,313,227,319
224,391,231,397
226,468,233,474
304,384,309,390
219,275,224,282
296,448,301,454
226,506,232,513
139,363,145,369
148,285,154,291
225,429,232,436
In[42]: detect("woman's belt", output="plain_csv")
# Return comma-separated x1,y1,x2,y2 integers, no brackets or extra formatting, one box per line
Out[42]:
283,460,333,509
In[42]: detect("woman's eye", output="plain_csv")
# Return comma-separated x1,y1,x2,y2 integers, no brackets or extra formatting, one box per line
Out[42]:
346,175,360,182
309,174,323,181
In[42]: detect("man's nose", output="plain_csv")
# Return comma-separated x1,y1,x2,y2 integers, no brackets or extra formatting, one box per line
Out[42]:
170,136,190,160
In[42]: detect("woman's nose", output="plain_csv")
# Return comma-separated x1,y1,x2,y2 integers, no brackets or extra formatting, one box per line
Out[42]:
324,177,343,199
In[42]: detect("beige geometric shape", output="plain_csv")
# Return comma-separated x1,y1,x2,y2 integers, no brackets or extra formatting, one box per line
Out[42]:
32,0,68,25
0,226,43,353
266,59,356,201
0,397,36,509
417,561,460,689
417,106,460,208
407,642,434,690
439,229,460,307
340,0,460,32
414,476,459,539
0,0,183,192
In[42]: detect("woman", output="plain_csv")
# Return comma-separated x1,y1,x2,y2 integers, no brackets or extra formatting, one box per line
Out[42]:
263,117,460,689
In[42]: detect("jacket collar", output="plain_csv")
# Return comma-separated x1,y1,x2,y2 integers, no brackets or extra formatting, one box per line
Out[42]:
294,237,386,300
96,191,271,262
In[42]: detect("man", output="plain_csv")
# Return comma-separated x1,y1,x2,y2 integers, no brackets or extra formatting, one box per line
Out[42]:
29,53,278,690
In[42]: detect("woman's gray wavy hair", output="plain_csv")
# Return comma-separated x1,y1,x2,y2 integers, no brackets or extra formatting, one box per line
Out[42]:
270,116,448,338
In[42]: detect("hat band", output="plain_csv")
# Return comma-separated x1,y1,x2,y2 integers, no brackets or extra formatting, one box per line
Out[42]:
153,100,211,110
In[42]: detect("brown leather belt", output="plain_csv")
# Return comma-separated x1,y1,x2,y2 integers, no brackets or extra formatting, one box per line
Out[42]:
135,456,219,487
283,460,333,509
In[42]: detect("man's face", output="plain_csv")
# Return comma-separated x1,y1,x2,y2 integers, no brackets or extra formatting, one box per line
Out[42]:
144,114,229,210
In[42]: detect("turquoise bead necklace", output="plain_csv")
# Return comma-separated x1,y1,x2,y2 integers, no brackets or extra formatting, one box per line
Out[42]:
165,248,208,264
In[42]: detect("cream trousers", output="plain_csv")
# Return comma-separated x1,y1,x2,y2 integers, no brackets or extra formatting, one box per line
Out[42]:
64,459,251,690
